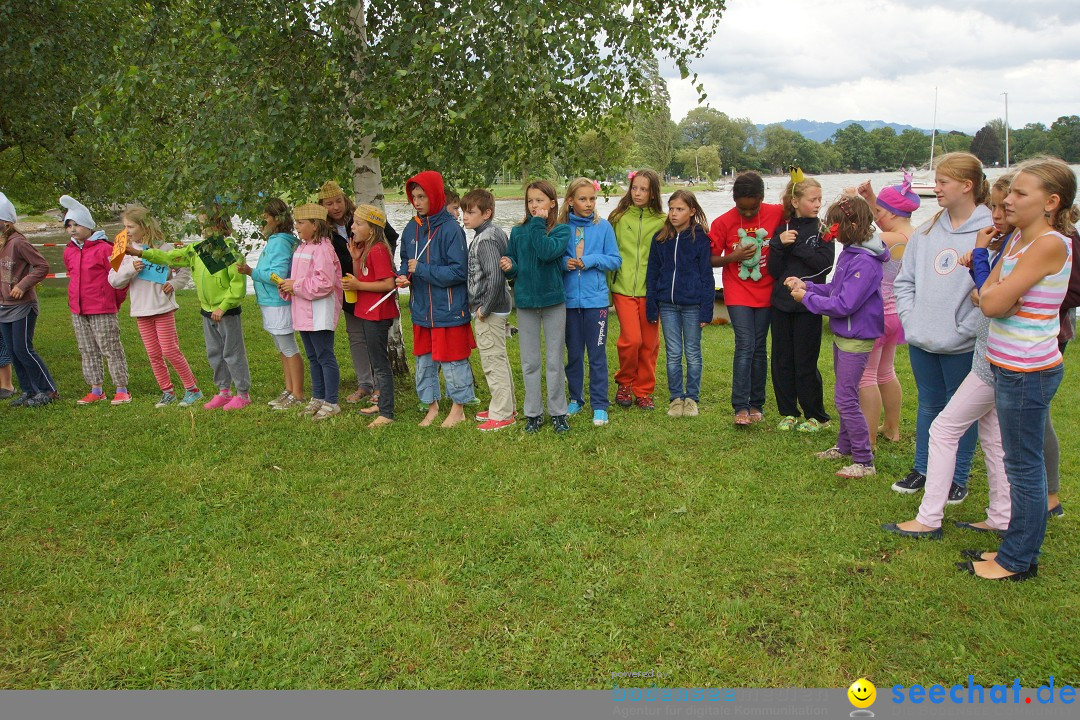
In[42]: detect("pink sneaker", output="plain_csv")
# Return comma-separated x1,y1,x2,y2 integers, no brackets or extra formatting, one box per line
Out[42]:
203,392,232,410
110,391,132,405
478,418,515,432
476,410,517,422
77,391,106,405
222,394,251,411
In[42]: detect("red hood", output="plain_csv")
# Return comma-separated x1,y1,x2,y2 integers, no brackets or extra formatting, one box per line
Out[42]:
405,170,446,217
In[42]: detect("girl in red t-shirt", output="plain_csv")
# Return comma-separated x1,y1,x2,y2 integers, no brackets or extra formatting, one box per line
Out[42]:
708,172,784,425
344,204,399,427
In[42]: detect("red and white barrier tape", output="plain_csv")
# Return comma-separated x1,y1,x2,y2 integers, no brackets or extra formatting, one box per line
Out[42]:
44,273,69,279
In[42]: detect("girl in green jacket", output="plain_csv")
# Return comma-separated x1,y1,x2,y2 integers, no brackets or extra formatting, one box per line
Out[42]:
608,169,666,410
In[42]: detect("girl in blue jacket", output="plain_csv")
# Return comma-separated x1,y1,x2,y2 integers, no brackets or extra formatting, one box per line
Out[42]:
646,190,714,418
559,178,622,426
239,198,303,409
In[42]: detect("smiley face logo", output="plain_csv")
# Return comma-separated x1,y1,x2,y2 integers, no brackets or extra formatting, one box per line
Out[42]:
848,678,876,709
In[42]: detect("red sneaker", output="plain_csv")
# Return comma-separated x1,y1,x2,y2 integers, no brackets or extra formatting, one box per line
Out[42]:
615,383,634,407
110,391,132,405
77,391,106,405
478,418,515,432
634,395,656,410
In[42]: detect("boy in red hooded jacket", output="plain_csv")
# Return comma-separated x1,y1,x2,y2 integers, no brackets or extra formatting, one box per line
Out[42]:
61,195,131,405
395,171,475,427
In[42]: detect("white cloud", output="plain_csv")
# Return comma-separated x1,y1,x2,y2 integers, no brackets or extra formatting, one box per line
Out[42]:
663,0,1080,131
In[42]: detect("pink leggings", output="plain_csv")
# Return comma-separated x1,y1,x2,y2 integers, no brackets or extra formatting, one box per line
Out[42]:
916,372,1009,529
136,312,197,392
859,312,904,388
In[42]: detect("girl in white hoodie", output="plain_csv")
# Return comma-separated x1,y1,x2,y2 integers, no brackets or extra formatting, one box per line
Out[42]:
108,206,202,407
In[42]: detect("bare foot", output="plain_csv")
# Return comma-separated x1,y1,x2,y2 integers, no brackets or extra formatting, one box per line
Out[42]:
896,520,936,532
441,404,467,428
970,558,1020,579
419,402,439,427
975,551,998,562
369,416,394,428
878,425,900,442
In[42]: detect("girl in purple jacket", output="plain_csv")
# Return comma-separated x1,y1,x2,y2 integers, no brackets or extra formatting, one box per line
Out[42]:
785,196,888,479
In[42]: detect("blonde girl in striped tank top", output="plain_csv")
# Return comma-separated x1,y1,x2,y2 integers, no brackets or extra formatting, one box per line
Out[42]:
961,157,1077,582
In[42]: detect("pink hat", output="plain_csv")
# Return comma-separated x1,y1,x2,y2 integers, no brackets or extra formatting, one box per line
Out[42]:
876,172,920,217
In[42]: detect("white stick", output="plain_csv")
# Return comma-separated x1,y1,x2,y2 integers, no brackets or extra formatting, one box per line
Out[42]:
366,234,435,313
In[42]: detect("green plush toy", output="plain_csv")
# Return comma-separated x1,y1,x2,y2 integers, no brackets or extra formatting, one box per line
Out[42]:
737,228,768,281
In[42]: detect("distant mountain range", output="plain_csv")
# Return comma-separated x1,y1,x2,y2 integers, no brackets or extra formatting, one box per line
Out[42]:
756,119,947,143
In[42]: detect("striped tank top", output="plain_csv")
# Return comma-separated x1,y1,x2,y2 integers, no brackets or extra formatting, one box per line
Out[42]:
987,231,1072,372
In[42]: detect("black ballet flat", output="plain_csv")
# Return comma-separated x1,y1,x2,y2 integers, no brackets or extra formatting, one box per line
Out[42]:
955,561,1037,581
960,549,1038,567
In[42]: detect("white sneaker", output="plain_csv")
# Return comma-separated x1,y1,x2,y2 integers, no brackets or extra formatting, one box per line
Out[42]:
668,398,685,417
313,402,341,421
681,398,699,417
300,398,324,417
836,463,877,479
268,389,290,408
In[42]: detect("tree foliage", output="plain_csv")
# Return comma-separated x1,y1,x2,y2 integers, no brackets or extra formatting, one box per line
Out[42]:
7,0,730,217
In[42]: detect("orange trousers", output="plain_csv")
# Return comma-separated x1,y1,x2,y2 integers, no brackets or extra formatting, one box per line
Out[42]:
613,294,660,397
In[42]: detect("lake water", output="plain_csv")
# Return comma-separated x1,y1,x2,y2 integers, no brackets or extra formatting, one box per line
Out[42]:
28,166,1080,291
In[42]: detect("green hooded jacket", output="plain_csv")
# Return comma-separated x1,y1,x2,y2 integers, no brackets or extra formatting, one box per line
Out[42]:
609,207,667,297
141,242,247,314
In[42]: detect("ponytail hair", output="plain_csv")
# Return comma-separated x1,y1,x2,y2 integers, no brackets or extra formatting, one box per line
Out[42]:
1014,156,1079,234
823,195,875,247
263,197,294,235
609,169,664,226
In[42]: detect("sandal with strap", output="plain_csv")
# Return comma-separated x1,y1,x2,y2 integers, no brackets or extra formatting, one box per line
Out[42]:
734,410,752,426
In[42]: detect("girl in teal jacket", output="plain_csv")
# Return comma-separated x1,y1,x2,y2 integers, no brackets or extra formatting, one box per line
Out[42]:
238,198,304,409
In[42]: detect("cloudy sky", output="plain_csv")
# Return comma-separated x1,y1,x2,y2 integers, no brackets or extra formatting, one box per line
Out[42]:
663,0,1080,132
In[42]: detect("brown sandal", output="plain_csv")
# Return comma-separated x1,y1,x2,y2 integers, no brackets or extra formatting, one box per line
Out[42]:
749,409,765,423
734,410,751,426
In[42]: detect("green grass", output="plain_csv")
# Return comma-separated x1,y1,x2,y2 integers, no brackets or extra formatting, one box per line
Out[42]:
2,288,1079,689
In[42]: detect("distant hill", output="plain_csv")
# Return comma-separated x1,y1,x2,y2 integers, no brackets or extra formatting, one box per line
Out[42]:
757,119,931,143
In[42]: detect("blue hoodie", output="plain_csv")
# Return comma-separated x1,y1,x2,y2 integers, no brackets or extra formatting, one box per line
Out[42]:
251,231,299,307
645,224,715,325
801,235,890,340
399,214,469,329
562,212,621,309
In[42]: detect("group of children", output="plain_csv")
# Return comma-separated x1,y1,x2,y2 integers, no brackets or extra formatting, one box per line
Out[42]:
2,154,1077,582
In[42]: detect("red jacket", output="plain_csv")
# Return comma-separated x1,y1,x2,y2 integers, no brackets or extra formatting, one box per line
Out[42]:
63,231,125,315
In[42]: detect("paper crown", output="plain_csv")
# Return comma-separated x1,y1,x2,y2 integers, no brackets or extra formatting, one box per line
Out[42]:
318,181,345,201
354,204,386,228
788,165,806,184
293,203,329,221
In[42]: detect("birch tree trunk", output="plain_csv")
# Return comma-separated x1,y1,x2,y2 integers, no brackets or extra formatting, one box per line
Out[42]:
349,0,411,377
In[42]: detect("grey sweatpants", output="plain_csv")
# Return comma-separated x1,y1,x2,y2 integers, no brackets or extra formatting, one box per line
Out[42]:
344,311,374,391
202,313,251,394
517,304,567,417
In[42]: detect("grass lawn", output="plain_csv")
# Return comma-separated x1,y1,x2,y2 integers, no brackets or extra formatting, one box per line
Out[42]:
2,288,1078,689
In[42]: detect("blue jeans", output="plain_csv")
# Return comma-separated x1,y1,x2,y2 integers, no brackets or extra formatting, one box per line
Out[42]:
728,305,770,412
300,330,340,404
908,345,976,486
416,354,474,405
659,303,703,402
565,307,610,409
0,310,58,395
994,363,1064,572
